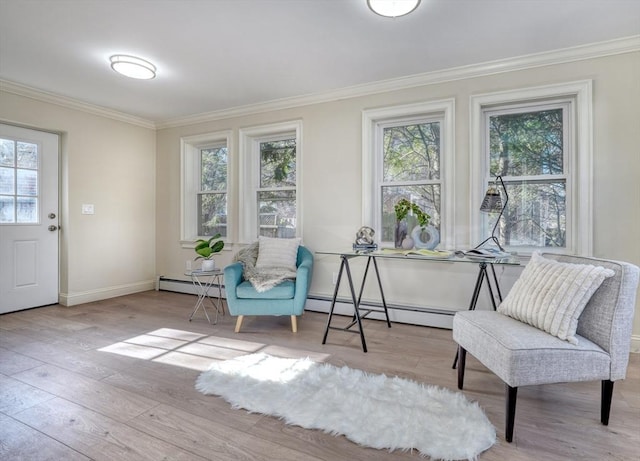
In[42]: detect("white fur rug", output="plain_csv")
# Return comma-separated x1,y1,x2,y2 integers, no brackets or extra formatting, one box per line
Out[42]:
196,353,495,460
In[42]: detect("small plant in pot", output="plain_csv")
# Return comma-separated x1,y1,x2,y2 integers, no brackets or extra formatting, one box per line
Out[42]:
394,199,430,248
194,233,224,271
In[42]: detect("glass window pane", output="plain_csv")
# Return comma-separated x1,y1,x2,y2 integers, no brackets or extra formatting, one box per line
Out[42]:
198,193,227,237
0,196,15,223
383,122,440,182
260,139,296,188
488,181,566,248
381,185,441,242
16,196,37,223
0,139,15,167
17,169,38,196
489,109,563,177
0,166,14,194
17,142,38,169
257,190,296,238
200,147,227,191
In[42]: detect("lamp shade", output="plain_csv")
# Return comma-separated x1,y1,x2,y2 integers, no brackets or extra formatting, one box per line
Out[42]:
480,187,503,212
367,0,421,17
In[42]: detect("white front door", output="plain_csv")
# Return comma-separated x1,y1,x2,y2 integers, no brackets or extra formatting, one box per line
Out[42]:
0,124,59,313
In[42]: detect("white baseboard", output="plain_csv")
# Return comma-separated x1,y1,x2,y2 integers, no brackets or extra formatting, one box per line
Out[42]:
158,277,227,298
66,277,640,353
303,298,454,329
59,280,155,306
158,276,454,330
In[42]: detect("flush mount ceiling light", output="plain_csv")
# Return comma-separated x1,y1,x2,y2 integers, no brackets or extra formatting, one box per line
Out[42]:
109,55,156,79
367,0,421,17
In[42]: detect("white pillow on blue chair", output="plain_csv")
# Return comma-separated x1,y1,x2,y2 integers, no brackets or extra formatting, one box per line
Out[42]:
255,236,301,272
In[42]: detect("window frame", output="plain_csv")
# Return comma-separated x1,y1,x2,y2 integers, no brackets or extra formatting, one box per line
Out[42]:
362,99,455,248
238,120,303,243
180,130,233,246
470,80,593,256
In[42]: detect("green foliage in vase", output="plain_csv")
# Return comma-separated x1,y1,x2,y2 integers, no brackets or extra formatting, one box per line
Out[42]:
194,234,224,260
394,199,430,228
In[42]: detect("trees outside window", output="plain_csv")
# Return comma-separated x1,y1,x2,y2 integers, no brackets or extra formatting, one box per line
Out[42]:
239,120,302,242
362,99,455,248
181,131,232,244
257,138,297,238
198,145,228,237
471,81,593,255
486,105,568,248
380,121,441,242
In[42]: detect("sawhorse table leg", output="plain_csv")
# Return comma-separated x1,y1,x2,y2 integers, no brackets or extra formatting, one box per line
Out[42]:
452,262,502,368
322,254,390,352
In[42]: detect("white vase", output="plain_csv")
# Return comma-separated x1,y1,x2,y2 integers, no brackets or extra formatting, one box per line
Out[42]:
411,225,440,250
401,237,415,250
201,259,215,271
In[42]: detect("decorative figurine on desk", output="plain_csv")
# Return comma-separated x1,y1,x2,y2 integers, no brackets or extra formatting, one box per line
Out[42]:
353,226,377,250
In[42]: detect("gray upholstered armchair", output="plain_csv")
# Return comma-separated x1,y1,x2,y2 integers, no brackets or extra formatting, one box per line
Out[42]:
453,253,639,443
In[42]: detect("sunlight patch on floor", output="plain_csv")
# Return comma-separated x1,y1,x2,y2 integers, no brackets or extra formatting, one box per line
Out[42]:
99,342,168,360
152,351,219,371
197,335,264,352
98,328,330,370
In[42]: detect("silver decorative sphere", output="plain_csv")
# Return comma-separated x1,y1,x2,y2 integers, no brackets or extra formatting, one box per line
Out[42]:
355,226,375,245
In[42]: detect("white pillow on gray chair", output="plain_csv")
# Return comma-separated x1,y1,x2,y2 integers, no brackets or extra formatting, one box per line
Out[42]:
498,252,614,345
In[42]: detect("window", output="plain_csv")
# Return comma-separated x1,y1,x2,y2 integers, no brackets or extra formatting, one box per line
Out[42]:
470,81,593,255
239,121,302,242
0,138,39,223
257,136,297,238
181,131,232,243
198,144,228,237
363,100,455,247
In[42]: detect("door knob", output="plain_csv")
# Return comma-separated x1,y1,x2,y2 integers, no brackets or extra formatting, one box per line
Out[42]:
48,225,58,231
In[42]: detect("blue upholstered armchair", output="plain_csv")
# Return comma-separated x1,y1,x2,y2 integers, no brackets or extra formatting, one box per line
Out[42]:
224,245,314,333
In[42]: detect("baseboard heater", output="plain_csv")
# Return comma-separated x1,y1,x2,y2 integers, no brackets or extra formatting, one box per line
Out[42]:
157,276,454,330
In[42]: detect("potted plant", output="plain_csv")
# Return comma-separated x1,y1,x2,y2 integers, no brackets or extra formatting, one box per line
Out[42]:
394,199,430,248
194,233,224,271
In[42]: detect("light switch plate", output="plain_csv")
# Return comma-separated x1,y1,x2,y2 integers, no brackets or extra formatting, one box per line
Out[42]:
82,204,95,215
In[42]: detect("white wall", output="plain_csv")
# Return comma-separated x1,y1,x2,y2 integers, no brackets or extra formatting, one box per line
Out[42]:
156,51,640,345
0,91,157,305
1,48,637,348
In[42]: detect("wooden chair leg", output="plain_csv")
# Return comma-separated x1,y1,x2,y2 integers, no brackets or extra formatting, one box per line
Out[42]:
601,380,614,425
506,385,518,443
457,346,466,390
234,315,244,333
291,315,297,333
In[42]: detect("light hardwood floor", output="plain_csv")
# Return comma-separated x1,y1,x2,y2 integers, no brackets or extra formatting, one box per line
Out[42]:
1,290,638,460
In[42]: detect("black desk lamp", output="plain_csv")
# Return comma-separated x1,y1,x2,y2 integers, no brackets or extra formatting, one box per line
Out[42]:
475,175,508,251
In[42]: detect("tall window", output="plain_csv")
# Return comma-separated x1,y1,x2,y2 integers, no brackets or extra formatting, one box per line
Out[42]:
363,100,455,248
198,144,228,237
181,131,231,243
380,119,442,242
471,81,593,255
484,104,568,249
239,120,302,242
257,137,297,238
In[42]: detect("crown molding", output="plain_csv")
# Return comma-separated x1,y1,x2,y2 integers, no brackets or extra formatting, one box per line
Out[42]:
0,79,156,130
157,35,639,130
2,35,638,131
